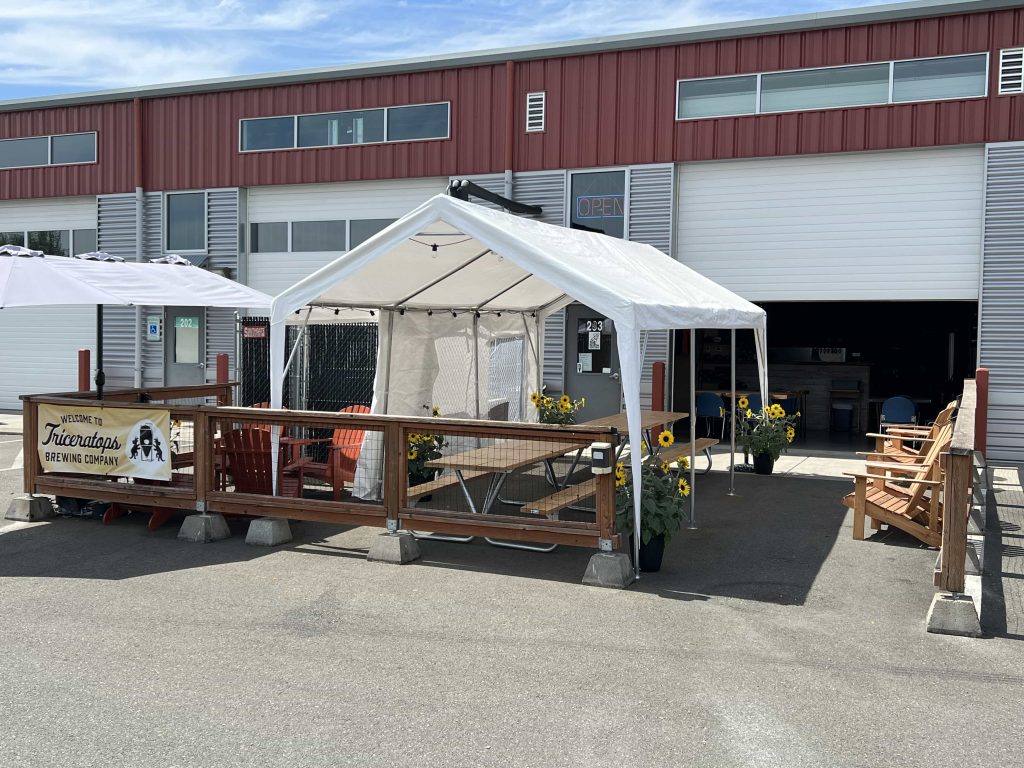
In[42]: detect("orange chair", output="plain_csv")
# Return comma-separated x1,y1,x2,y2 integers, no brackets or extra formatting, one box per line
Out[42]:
289,405,370,500
221,427,303,497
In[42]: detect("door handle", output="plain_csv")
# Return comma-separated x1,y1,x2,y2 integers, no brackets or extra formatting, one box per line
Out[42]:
609,372,620,381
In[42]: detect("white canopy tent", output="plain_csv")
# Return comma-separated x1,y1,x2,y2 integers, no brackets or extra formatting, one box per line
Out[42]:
270,194,767,573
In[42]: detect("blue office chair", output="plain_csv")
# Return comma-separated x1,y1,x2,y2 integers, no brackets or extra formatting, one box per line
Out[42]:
880,396,917,430
696,392,726,438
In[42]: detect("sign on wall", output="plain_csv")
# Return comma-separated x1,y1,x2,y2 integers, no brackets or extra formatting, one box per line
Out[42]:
37,404,172,481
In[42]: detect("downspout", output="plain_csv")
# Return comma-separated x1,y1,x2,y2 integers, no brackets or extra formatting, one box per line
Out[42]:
504,60,515,199
133,96,144,388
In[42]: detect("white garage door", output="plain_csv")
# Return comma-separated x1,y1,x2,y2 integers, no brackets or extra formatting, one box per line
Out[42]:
0,197,96,408
246,178,447,297
675,147,984,301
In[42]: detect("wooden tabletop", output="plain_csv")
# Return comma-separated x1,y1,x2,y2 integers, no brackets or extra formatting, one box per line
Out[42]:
426,439,579,473
703,390,807,399
579,410,688,431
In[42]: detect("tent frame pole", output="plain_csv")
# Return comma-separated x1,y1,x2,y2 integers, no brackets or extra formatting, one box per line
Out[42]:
472,312,481,419
688,328,696,529
283,308,312,380
95,304,105,400
728,328,737,496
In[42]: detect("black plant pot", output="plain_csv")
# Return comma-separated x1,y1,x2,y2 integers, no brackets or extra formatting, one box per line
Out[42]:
752,453,775,475
637,533,666,572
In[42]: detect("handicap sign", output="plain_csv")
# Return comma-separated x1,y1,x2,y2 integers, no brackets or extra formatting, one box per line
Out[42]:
146,314,162,341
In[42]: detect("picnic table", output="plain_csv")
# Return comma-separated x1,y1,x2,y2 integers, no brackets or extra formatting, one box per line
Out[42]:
580,409,689,455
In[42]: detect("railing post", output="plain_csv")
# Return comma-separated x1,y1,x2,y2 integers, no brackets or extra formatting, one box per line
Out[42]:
975,367,988,458
383,422,405,532
596,448,617,550
78,349,91,393
22,397,38,495
938,450,971,594
193,408,210,510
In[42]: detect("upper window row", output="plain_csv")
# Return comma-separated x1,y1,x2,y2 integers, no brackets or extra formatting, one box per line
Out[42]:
250,218,396,253
240,102,450,152
0,132,97,170
677,54,988,120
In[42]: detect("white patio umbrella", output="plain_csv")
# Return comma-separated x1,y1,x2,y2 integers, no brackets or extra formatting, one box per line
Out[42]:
0,245,272,399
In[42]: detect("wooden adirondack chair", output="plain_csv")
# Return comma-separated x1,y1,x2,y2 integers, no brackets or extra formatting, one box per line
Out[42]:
221,427,303,497
860,400,957,465
843,422,952,548
288,405,370,500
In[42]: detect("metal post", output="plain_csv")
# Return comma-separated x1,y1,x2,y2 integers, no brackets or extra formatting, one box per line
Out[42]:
472,312,481,419
688,328,696,529
95,305,105,400
728,328,737,496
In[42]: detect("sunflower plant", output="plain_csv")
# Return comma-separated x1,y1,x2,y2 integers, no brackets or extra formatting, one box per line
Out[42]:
406,405,447,485
530,391,585,425
734,400,800,461
614,430,691,545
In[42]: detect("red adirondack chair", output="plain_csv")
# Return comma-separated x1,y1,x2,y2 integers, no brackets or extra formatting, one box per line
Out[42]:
289,405,370,500
221,427,303,497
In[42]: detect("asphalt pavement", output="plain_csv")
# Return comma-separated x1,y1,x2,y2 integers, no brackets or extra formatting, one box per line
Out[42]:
1,410,1022,768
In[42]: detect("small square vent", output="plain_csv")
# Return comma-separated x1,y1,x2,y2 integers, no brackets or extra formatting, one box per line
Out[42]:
526,91,546,132
1000,48,1024,94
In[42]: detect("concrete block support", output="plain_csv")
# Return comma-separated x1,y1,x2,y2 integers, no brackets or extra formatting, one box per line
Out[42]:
582,552,635,589
367,532,421,564
245,517,292,546
926,593,982,637
177,513,231,543
5,495,55,522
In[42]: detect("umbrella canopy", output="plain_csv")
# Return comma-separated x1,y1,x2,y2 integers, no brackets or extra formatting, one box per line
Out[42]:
0,246,126,308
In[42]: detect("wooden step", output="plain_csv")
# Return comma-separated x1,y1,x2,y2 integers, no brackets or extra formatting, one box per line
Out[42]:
408,470,486,499
525,478,597,519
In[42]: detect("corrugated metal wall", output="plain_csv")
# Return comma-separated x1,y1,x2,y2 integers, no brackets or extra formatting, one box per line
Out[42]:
0,101,134,200
206,189,240,382
627,164,675,409
97,193,145,388
980,142,1024,462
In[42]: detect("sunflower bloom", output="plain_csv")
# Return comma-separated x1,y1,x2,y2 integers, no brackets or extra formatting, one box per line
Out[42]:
407,448,418,460
745,408,753,419
678,478,691,497
660,460,670,474
786,426,796,444
657,430,674,448
738,396,749,409
431,406,440,417
615,474,626,488
559,394,571,407
530,391,540,406
558,401,570,413
679,456,690,470
408,432,420,444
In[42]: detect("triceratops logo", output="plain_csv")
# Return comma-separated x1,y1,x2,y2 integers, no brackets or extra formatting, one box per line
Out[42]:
126,420,168,466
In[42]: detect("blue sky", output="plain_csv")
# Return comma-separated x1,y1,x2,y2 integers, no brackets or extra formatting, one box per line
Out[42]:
0,0,879,100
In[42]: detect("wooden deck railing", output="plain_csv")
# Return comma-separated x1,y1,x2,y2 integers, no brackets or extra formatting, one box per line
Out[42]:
21,385,621,552
934,379,977,594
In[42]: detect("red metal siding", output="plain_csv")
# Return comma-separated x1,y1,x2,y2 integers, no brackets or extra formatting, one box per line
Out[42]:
515,8,1024,169
143,64,507,191
0,102,134,200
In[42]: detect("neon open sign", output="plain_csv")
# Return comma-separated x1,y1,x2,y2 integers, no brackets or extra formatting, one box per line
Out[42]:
575,194,624,219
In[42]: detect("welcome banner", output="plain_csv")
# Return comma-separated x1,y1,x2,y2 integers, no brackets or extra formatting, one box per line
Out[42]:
37,404,172,481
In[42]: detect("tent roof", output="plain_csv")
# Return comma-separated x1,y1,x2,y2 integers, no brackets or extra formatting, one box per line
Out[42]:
271,195,764,332
36,256,272,309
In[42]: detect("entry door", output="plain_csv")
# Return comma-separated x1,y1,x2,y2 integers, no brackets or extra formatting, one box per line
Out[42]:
164,307,206,386
563,304,620,419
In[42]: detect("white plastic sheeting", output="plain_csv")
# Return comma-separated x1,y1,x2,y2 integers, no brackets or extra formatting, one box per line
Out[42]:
351,310,541,499
270,194,767,568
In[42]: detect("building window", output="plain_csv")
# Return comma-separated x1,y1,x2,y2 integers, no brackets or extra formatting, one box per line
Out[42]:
0,132,96,169
72,228,97,255
570,171,626,239
761,63,889,112
291,220,347,252
298,110,385,147
677,75,757,119
28,230,70,257
350,218,396,248
526,92,546,132
677,53,988,120
250,222,288,253
241,117,294,151
166,192,206,252
0,231,25,247
241,102,449,152
892,54,988,102
385,103,450,141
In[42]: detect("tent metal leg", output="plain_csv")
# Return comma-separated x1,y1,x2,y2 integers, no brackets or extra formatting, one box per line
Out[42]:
688,328,697,529
728,328,737,497
95,304,105,400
